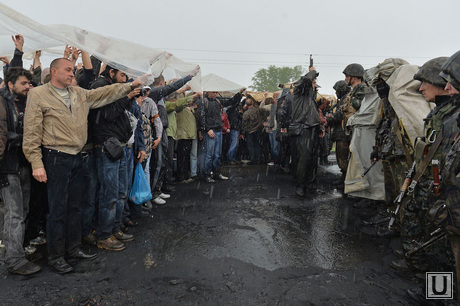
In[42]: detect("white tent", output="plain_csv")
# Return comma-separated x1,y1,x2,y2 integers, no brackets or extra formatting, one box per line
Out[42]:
201,73,245,93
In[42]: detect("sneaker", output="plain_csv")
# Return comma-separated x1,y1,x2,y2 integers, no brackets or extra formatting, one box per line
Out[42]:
97,236,126,251
113,230,134,242
153,197,166,205
205,176,216,183
24,245,36,255
159,193,170,199
215,174,228,180
141,201,153,211
267,161,275,166
142,200,153,210
8,260,41,275
82,233,97,246
185,178,195,183
29,236,47,246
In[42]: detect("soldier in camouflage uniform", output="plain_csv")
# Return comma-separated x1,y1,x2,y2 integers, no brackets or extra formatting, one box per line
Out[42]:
372,59,412,207
439,52,460,302
341,63,366,130
363,59,412,231
326,80,351,184
393,57,459,273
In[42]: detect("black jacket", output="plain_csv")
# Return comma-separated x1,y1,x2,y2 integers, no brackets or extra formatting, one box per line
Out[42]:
289,71,320,135
148,75,192,129
226,98,243,131
198,93,242,132
89,76,133,144
0,87,28,175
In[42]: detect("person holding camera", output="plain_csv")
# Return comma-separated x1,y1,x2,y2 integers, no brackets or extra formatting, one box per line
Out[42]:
0,67,41,275
87,64,145,252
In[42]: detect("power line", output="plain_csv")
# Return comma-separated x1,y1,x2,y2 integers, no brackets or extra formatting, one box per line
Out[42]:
161,47,434,60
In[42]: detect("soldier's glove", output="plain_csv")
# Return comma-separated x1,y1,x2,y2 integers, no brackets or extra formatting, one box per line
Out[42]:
370,145,379,161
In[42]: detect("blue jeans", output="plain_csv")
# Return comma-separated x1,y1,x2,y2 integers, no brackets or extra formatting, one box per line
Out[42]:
226,129,240,162
43,149,83,261
95,146,127,240
144,154,151,189
197,134,206,178
268,131,280,164
204,131,222,176
1,166,30,269
122,146,134,222
190,138,198,177
81,149,98,237
246,131,261,164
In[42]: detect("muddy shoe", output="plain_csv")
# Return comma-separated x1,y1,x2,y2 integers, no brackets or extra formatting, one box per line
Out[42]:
406,287,429,305
296,187,305,197
205,176,216,183
215,174,229,180
390,259,409,271
362,213,390,226
113,230,134,242
82,233,97,246
377,226,399,238
29,236,46,246
48,258,73,274
393,248,405,258
8,260,41,276
97,236,126,251
353,199,373,209
153,197,166,205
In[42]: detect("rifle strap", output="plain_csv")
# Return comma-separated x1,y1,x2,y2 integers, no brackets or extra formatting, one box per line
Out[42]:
412,132,443,184
395,119,413,165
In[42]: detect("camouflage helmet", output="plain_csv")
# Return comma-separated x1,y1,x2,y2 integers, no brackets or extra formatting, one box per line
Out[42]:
440,50,460,91
414,57,448,88
342,63,364,77
333,80,348,92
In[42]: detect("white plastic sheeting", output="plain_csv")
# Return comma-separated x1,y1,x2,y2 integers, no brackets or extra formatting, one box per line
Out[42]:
386,65,433,146
200,73,245,93
0,3,200,86
345,86,385,201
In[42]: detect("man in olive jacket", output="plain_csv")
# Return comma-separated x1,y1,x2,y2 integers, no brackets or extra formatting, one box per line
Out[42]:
22,58,145,274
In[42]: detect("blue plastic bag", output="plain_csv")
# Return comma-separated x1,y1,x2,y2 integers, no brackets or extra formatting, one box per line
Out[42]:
129,162,152,205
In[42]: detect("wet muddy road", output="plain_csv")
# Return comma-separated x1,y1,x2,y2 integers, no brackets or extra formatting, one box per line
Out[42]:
0,160,421,305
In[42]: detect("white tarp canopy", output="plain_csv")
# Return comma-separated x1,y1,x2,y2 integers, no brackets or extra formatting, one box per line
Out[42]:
386,65,434,146
0,3,200,88
201,73,244,93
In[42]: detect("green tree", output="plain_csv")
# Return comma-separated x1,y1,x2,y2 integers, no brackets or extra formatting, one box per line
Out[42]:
250,65,304,92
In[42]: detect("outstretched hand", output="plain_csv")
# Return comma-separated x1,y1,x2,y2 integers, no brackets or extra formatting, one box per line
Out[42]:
12,35,24,52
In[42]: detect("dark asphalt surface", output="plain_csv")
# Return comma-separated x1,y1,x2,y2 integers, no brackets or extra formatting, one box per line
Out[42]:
0,159,430,305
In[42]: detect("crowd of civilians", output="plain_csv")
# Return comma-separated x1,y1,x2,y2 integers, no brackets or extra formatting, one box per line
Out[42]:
0,35,333,275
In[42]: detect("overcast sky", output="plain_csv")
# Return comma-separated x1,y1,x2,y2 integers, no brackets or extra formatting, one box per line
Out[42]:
1,0,459,94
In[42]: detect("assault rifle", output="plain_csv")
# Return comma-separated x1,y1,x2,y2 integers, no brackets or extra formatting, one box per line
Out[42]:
405,228,447,257
388,161,417,229
309,54,313,69
362,159,378,177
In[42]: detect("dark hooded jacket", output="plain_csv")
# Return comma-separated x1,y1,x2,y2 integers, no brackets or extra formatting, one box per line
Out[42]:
289,71,320,135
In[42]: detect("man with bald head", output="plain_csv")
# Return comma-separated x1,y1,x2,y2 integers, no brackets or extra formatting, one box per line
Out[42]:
23,57,146,273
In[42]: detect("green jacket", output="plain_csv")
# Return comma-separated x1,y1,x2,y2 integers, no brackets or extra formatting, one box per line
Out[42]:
166,96,193,139
176,106,197,140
